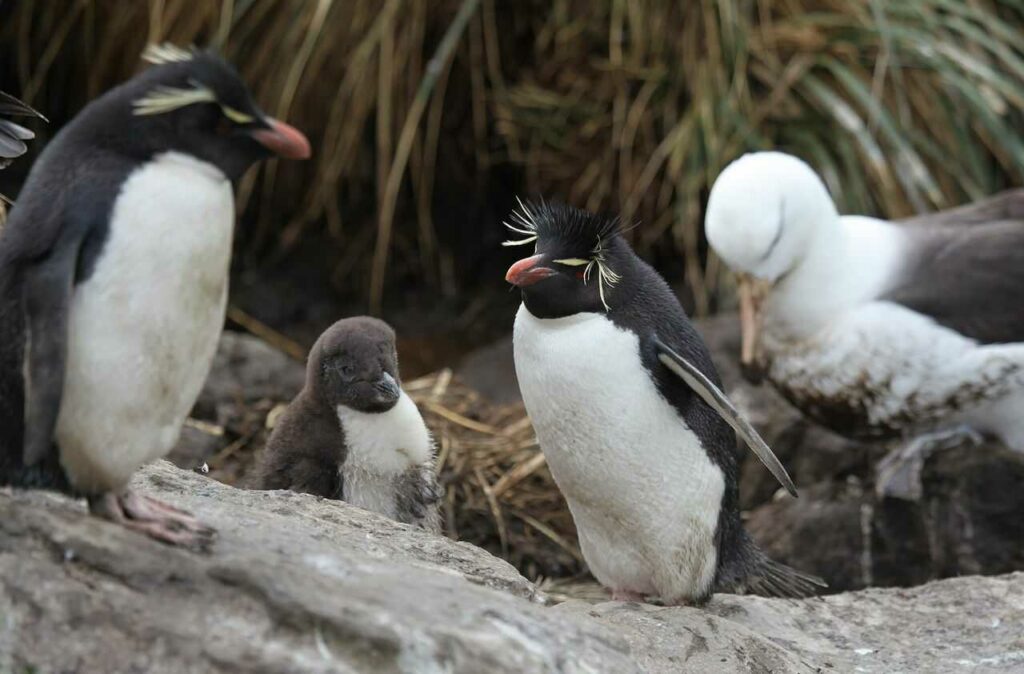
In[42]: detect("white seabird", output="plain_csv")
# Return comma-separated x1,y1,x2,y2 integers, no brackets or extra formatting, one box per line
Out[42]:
704,151,1024,499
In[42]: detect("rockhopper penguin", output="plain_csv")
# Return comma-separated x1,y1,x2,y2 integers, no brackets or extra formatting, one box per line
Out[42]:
705,152,1024,500
0,44,311,548
505,200,824,604
258,317,442,532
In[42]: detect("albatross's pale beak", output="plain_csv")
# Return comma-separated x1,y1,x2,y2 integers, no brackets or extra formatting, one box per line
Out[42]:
737,273,772,384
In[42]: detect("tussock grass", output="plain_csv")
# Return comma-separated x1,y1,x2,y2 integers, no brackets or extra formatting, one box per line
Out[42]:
3,1,1023,312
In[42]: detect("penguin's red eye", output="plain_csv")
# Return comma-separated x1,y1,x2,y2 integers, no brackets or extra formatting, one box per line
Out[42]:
576,270,586,280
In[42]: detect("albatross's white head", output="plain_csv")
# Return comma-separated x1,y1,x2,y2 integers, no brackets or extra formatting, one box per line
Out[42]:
705,152,839,378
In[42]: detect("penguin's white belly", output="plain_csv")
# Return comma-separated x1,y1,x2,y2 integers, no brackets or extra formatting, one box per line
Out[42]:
56,152,234,492
513,305,724,600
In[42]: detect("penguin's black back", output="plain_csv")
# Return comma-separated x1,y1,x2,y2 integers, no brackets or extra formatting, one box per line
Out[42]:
0,78,138,491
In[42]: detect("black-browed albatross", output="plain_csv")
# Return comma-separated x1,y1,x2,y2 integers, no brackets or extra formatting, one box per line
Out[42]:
704,151,1024,499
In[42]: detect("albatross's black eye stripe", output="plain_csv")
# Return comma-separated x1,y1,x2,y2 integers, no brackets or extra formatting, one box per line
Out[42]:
758,196,786,263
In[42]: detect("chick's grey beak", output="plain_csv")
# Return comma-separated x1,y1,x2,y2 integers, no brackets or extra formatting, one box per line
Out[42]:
374,372,400,404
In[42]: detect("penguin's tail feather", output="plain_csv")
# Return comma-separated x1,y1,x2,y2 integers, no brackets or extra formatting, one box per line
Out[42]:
742,550,827,598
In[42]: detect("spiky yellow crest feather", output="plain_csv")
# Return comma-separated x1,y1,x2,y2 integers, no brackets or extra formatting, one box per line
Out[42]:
133,81,217,116
141,43,196,65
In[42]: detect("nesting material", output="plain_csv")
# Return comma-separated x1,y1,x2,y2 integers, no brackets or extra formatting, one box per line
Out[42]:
403,370,584,581
195,360,584,580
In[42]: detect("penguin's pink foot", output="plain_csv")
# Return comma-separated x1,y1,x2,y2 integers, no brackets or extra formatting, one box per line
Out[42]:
88,490,215,551
611,589,646,603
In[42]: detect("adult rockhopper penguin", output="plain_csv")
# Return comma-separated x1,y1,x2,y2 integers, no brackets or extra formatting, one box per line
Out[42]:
0,44,310,548
505,200,824,604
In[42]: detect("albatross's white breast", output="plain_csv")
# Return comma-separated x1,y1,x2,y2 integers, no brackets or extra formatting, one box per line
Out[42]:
56,151,234,492
513,305,724,600
764,300,1024,440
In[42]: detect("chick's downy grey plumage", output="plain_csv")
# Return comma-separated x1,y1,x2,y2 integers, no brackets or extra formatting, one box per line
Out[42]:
258,317,442,532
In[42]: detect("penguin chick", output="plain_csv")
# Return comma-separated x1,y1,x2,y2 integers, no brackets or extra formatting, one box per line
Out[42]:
505,200,824,605
258,317,442,532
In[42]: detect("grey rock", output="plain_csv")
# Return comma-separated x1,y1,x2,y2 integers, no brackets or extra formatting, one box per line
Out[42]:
195,330,306,416
169,331,307,482
707,572,1024,674
455,334,519,404
553,601,815,673
0,462,634,674
1,460,1021,672
747,444,1024,592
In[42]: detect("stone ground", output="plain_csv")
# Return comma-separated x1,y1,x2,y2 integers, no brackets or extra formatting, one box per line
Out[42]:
2,461,1022,673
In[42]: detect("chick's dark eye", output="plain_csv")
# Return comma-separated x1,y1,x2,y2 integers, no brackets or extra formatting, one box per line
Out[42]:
340,364,355,377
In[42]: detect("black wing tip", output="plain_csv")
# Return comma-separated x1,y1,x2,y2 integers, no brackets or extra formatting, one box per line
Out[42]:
0,91,48,122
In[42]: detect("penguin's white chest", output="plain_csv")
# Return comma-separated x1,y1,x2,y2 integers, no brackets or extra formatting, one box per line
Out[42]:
336,391,433,520
513,305,724,600
56,152,234,492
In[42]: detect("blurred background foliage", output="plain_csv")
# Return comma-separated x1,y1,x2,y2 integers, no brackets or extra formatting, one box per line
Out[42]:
2,0,1024,356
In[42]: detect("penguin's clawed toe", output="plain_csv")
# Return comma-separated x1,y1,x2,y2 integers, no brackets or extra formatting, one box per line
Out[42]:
610,589,647,603
88,490,216,552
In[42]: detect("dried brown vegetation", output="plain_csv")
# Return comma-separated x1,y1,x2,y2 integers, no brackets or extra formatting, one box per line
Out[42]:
3,1,1024,314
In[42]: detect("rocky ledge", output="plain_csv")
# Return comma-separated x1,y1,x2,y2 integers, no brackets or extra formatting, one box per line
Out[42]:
1,460,1020,673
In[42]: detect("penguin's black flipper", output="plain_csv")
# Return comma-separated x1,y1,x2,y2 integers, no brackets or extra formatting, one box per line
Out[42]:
653,336,798,497
0,119,32,160
0,91,45,163
21,232,81,467
0,91,47,120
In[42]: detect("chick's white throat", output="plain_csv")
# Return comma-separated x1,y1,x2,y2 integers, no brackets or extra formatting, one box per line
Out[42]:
335,391,433,473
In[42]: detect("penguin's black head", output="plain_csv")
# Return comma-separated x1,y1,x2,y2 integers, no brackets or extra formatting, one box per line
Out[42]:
85,45,310,180
504,201,635,318
309,316,402,414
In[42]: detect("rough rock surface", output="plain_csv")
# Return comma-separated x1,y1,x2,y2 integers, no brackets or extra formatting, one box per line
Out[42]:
2,461,1022,673
168,331,308,482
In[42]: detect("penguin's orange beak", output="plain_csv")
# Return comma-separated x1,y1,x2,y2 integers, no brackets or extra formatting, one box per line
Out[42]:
506,254,557,287
252,118,311,160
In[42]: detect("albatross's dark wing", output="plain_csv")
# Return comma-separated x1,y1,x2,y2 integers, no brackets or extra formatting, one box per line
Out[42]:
884,190,1024,345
